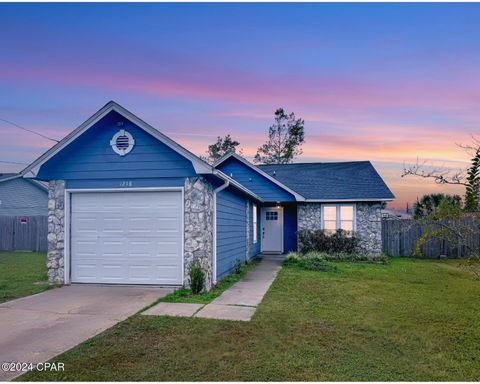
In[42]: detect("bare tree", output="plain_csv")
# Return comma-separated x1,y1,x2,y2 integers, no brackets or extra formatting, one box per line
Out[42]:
402,158,468,186
402,137,480,212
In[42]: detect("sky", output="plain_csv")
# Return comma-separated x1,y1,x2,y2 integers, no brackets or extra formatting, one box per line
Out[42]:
1,3,479,209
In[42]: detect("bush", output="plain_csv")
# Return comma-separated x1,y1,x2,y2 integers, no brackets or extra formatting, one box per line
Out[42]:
298,229,360,254
286,251,387,264
284,252,337,272
189,260,205,294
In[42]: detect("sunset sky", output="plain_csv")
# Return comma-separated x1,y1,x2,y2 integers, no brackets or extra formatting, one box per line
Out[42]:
1,3,478,209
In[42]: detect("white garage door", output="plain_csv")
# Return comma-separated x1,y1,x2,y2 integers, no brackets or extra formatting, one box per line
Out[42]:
70,191,183,285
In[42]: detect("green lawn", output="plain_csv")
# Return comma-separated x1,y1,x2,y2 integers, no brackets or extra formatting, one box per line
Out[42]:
0,252,52,304
159,259,259,304
20,258,480,381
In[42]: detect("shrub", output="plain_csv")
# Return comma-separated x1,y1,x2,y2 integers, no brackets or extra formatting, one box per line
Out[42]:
284,252,337,272
286,251,387,264
189,260,205,294
298,229,360,254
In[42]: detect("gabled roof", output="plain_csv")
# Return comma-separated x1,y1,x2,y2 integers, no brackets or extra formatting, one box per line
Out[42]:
0,173,19,183
213,152,305,201
0,173,48,191
22,101,213,178
258,161,394,201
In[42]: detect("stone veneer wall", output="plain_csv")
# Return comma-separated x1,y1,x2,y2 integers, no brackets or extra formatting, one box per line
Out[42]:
184,176,215,291
296,202,383,255
355,202,383,255
297,203,323,232
47,180,65,284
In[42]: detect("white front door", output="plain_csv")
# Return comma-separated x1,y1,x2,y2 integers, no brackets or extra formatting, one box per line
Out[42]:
261,207,283,253
70,190,183,285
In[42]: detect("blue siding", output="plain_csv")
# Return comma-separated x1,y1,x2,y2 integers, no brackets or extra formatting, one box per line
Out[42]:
66,178,185,189
283,203,298,253
0,178,47,216
217,157,295,202
216,186,247,280
37,111,197,181
249,202,261,258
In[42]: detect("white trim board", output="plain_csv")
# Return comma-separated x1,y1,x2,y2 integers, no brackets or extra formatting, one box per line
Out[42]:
22,101,213,178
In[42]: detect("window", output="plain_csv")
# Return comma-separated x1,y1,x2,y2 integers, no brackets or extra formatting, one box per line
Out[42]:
323,206,337,233
322,205,354,234
340,205,354,232
253,204,258,244
266,211,278,221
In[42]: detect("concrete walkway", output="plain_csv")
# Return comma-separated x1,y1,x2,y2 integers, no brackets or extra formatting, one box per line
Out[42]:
0,285,171,381
143,254,284,322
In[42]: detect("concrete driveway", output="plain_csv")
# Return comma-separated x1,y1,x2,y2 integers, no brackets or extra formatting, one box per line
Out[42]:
0,285,171,381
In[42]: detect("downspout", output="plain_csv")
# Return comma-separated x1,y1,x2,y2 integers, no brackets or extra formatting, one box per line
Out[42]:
212,176,230,285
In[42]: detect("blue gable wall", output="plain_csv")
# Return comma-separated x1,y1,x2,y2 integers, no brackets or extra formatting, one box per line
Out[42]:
37,111,197,183
217,157,295,202
216,186,247,279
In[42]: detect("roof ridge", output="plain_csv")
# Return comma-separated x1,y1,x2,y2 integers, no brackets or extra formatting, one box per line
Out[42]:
257,160,371,166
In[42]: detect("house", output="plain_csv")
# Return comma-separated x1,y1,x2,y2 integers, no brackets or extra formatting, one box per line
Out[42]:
0,173,48,216
22,101,394,289
381,209,412,220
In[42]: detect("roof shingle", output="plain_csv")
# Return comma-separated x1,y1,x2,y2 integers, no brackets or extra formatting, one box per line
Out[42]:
257,161,394,200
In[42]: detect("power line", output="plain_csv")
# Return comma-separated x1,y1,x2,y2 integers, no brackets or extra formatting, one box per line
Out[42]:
0,160,29,165
0,117,59,143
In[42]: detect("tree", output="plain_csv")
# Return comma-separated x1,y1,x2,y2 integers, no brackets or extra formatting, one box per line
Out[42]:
254,108,305,164
204,135,242,164
402,137,480,212
410,196,480,279
413,193,462,219
465,148,480,211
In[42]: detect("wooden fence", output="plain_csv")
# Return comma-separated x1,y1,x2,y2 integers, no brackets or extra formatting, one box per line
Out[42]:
382,218,480,258
0,216,48,252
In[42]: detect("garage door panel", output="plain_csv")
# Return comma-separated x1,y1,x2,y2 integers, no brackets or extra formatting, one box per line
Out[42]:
155,265,181,280
71,191,183,285
154,242,180,253
73,263,98,280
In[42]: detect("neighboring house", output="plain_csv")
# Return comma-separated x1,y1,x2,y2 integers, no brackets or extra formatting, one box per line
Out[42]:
22,101,394,288
0,173,48,216
381,209,412,220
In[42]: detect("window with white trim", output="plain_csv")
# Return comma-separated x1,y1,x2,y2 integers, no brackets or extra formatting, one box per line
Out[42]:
252,203,258,244
322,205,354,234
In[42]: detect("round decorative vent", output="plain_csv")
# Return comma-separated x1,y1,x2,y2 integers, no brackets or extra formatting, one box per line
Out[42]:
110,129,135,156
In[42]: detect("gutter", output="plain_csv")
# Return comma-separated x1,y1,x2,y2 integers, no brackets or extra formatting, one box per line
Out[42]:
213,170,264,202
213,178,229,194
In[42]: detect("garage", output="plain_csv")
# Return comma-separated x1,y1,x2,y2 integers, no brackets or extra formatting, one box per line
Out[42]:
70,190,183,285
